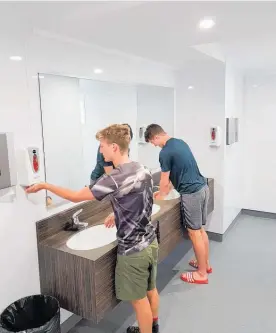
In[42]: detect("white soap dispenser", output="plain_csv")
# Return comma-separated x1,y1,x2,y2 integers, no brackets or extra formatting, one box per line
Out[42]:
138,125,147,144
209,126,221,147
18,147,41,187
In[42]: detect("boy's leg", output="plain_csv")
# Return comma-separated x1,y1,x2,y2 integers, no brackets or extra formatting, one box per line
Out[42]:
201,186,210,268
189,186,211,272
180,187,209,283
147,288,159,332
131,298,153,333
146,239,159,332
200,227,210,269
187,228,207,279
115,240,159,333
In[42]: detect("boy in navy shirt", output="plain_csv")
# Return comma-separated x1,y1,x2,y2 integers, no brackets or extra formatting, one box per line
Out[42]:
145,123,211,285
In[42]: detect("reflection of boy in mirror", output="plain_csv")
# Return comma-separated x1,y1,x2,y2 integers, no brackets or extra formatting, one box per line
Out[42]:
90,123,133,185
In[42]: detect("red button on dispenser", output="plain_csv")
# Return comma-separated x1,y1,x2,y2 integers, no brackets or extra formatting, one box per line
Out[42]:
211,128,216,141
33,153,39,173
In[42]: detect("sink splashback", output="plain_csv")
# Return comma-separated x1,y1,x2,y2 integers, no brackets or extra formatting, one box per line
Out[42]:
36,199,112,243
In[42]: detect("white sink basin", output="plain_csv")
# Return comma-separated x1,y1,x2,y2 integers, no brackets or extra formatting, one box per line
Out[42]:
67,204,161,251
164,189,180,200
66,224,117,251
152,203,160,216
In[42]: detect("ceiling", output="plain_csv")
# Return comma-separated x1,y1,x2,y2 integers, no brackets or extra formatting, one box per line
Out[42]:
1,1,276,73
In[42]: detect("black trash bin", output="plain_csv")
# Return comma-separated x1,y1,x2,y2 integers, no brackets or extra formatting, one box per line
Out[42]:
0,295,60,333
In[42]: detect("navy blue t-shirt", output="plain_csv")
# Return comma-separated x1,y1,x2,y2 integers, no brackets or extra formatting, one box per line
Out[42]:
90,147,114,181
159,138,206,194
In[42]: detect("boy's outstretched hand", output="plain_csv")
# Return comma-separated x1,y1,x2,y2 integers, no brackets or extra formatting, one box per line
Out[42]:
25,183,47,194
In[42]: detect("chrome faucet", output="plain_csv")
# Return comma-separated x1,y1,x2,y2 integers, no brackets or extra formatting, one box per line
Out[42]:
71,209,88,228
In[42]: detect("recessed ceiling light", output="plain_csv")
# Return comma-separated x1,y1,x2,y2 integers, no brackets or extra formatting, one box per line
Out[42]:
188,85,194,90
199,18,216,30
10,56,23,61
94,68,103,74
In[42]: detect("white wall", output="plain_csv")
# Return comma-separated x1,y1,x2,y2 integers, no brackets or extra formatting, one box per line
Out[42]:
243,75,276,213
0,28,175,322
175,59,246,234
175,59,226,234
223,64,244,232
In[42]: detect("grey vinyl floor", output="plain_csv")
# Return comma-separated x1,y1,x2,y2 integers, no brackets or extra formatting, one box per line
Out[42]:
67,213,276,333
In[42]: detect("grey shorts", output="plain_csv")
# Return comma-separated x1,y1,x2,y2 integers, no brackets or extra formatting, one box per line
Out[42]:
180,185,209,230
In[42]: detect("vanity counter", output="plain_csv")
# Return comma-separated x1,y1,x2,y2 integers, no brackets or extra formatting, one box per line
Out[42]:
38,197,179,262
36,178,214,323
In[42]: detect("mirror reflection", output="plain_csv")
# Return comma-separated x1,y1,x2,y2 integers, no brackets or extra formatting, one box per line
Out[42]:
38,74,174,206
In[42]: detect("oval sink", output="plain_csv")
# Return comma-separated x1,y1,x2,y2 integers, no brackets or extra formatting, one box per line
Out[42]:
67,204,161,251
153,188,180,200
66,224,117,251
164,189,180,200
152,203,160,216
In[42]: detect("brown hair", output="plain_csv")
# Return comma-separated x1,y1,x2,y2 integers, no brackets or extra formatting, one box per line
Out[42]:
96,124,131,153
144,124,165,142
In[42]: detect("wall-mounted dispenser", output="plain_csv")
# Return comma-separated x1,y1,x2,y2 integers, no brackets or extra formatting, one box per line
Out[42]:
18,147,41,186
138,125,147,144
0,132,17,190
209,126,221,147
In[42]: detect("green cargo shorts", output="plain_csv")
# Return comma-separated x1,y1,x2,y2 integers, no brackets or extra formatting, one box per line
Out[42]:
115,239,159,301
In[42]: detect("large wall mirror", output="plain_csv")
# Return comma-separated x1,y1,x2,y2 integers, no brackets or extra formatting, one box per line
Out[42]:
38,74,174,206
